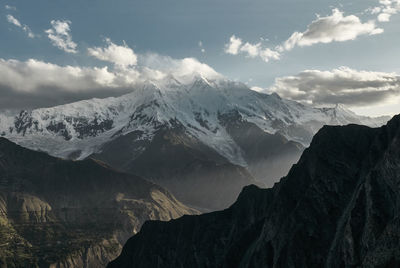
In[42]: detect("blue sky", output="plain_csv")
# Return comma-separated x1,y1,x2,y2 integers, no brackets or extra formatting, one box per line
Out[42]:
1,0,400,116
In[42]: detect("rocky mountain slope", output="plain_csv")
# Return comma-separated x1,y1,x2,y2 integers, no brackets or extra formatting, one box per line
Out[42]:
0,137,195,267
0,77,388,210
92,125,261,210
108,114,400,268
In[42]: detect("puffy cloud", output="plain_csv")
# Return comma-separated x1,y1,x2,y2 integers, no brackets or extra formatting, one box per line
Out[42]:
280,9,383,51
0,55,222,109
6,14,35,38
224,35,242,55
225,8,384,63
0,58,123,91
138,53,221,83
45,20,77,53
366,0,400,22
269,67,400,107
377,12,392,21
88,38,138,67
169,57,221,82
259,48,280,62
224,35,280,62
0,58,127,109
366,1,400,22
6,14,21,27
86,38,220,82
240,42,260,57
375,0,400,22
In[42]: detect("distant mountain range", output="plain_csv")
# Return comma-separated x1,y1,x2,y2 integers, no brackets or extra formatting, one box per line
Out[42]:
0,77,389,210
108,114,400,268
0,137,195,267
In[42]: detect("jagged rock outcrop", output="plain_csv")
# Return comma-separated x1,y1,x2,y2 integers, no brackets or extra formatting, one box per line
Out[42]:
0,137,196,267
109,115,400,268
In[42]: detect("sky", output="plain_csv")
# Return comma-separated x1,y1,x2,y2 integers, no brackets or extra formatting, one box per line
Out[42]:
0,0,400,116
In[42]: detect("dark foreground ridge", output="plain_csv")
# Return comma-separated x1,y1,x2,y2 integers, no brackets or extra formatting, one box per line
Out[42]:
109,114,400,268
0,137,195,267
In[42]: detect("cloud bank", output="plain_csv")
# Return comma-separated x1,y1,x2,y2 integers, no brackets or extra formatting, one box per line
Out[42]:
0,45,222,109
269,67,400,107
45,20,77,53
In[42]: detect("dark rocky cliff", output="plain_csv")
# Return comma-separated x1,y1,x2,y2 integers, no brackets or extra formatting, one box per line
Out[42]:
108,115,400,268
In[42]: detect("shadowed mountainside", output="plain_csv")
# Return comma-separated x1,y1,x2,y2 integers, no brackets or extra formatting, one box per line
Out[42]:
0,137,195,267
109,114,400,268
93,124,263,211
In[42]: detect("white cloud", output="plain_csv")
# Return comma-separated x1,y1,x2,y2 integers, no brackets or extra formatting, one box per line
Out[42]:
88,38,137,67
240,42,260,57
374,0,400,22
0,59,122,92
367,7,382,14
6,14,21,27
224,35,280,62
269,67,400,107
5,5,16,10
378,12,392,21
139,53,221,83
250,86,265,93
45,20,77,53
224,35,242,55
0,55,222,109
6,14,35,38
281,9,383,51
0,58,126,108
259,48,280,62
225,8,385,63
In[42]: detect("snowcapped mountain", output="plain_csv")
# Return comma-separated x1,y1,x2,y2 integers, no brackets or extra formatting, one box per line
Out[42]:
0,76,388,166
0,76,389,210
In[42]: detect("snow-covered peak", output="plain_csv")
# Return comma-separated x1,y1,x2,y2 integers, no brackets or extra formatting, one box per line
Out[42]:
0,77,389,165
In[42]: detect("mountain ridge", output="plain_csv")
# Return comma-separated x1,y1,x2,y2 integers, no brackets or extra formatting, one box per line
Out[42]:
0,77,389,209
0,77,388,164
108,114,400,268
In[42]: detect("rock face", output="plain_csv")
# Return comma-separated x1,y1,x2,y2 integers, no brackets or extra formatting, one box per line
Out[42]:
109,115,400,268
0,137,195,267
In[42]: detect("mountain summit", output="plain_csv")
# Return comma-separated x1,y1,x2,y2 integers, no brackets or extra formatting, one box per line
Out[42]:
0,77,389,209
